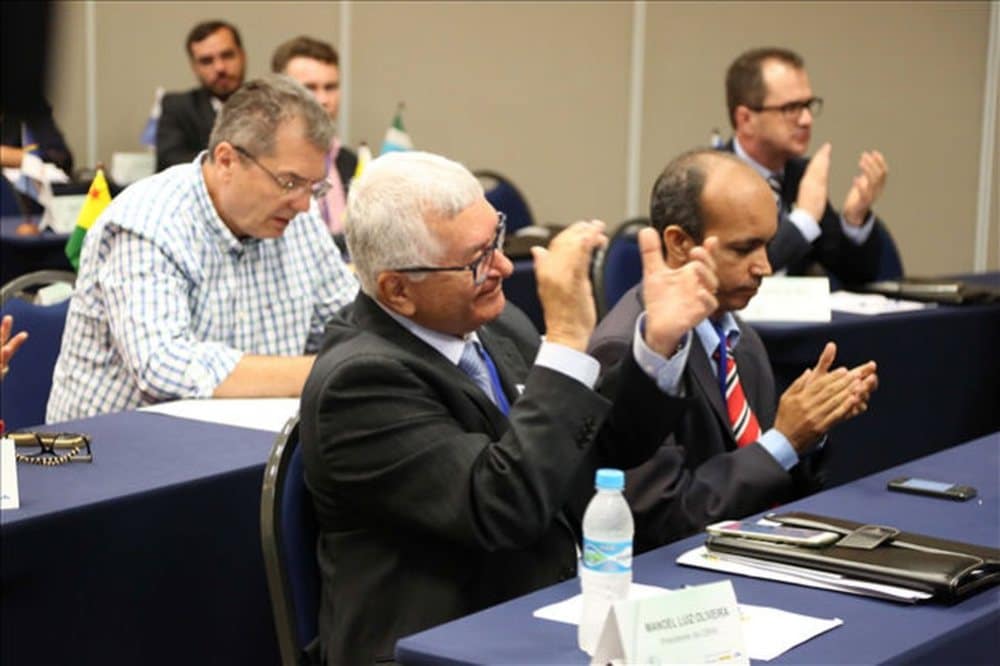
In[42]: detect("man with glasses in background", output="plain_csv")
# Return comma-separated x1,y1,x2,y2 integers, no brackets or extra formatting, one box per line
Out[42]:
47,76,357,422
721,47,890,285
300,150,720,663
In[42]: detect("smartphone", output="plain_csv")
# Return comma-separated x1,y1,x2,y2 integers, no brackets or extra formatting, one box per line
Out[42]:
886,477,977,501
705,519,839,547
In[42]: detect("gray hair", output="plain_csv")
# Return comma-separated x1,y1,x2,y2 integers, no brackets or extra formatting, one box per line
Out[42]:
208,75,333,157
345,151,483,295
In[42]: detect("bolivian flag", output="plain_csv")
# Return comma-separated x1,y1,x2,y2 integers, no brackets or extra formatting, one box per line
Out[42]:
65,169,112,270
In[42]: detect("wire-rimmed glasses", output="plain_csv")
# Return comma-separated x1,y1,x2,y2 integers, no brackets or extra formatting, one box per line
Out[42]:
394,212,507,286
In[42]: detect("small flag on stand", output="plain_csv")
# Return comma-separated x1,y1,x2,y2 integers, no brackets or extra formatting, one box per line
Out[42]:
710,128,723,149
380,102,413,155
140,87,165,147
351,142,372,186
65,169,112,270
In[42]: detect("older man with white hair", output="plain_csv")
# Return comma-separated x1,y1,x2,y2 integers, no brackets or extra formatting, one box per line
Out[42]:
300,150,722,663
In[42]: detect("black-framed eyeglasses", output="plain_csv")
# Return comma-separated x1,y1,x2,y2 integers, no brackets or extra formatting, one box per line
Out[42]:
394,212,507,286
232,144,332,200
10,432,93,466
749,97,823,120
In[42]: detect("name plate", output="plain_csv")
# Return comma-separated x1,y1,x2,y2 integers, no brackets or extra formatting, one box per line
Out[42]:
1,437,20,510
738,276,831,322
592,579,747,664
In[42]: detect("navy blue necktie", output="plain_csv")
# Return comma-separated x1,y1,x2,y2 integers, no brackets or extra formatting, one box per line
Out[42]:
458,340,511,415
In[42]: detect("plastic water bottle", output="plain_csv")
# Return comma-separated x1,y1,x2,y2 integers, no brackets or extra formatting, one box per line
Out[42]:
578,468,633,655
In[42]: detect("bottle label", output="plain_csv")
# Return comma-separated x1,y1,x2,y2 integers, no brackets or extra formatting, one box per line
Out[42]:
581,538,632,574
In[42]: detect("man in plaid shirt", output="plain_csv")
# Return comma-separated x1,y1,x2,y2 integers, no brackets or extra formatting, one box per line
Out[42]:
47,76,358,422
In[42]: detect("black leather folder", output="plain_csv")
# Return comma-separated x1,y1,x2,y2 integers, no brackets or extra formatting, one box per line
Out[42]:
859,278,1000,304
705,512,1000,601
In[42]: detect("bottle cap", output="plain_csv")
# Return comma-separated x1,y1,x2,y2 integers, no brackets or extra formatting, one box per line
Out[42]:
594,468,624,491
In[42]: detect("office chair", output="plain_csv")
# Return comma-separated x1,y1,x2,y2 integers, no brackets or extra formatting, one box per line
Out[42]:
875,225,904,281
826,224,905,292
475,169,536,234
261,416,322,666
0,270,76,430
595,218,647,317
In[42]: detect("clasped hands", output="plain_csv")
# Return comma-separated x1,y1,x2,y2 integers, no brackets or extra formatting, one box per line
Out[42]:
797,142,888,227
775,342,878,452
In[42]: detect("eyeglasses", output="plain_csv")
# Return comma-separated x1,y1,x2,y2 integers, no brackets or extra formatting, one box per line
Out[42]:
232,145,332,200
394,213,507,286
10,432,93,466
749,97,823,120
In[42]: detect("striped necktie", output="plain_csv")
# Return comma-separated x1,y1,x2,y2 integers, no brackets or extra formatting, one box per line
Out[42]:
712,334,761,447
458,340,510,415
767,172,786,218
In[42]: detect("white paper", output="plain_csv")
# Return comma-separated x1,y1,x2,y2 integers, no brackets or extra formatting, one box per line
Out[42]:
45,193,88,233
534,582,841,662
736,602,842,661
138,398,298,432
830,290,931,315
35,282,74,305
677,546,931,602
1,437,20,510
110,151,155,185
533,582,667,623
738,276,831,322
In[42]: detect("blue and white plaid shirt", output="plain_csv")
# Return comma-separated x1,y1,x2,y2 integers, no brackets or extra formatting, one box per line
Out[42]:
47,155,358,422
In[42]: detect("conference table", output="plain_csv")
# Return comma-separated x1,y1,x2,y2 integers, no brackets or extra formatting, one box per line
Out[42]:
0,410,281,665
0,215,73,284
395,430,1000,664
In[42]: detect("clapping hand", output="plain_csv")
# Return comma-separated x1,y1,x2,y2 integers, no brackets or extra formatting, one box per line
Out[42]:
796,142,831,222
532,220,608,351
774,342,878,451
842,150,888,227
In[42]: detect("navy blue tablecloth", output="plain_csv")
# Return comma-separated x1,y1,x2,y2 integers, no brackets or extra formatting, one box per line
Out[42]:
1,410,280,665
396,431,1000,664
753,299,1000,486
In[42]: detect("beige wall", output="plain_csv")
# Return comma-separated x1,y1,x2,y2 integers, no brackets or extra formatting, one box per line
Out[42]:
47,0,998,275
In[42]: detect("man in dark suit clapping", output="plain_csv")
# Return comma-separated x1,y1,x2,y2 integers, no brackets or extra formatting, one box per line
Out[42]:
721,47,891,285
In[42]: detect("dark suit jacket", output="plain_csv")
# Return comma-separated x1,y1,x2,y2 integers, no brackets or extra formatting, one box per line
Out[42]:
155,87,216,172
300,292,682,663
721,140,884,286
588,285,826,554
